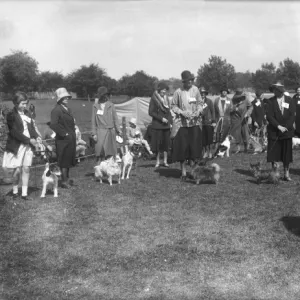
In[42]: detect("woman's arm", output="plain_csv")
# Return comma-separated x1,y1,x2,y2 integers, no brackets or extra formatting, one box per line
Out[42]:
148,97,163,122
171,90,184,115
266,99,280,129
6,112,31,145
50,107,67,137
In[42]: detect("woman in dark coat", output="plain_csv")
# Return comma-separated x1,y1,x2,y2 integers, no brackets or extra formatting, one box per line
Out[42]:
199,87,215,158
148,81,173,167
292,85,300,137
50,87,76,188
266,82,295,181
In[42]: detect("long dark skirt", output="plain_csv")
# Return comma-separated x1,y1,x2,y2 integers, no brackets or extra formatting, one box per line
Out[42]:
267,138,293,165
56,134,76,168
202,125,214,147
172,126,202,162
151,128,170,153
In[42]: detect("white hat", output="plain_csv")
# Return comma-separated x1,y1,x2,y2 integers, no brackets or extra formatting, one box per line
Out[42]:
55,87,72,102
129,117,137,125
116,135,123,143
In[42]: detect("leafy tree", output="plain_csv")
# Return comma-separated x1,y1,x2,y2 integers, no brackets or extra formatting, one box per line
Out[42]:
235,71,253,89
0,50,39,93
37,71,65,92
65,63,107,97
196,55,236,94
276,58,300,91
251,63,277,92
118,71,158,97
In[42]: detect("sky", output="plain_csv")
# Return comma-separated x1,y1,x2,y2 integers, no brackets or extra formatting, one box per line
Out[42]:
1,0,300,80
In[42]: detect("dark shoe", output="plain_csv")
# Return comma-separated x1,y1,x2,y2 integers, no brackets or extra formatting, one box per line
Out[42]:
12,193,19,200
283,176,292,182
60,182,72,189
162,162,169,168
21,195,33,201
181,175,187,181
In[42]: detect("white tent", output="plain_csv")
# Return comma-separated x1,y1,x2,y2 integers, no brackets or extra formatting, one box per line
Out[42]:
114,97,152,128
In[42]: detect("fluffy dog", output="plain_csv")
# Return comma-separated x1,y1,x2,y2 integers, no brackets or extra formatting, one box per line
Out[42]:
94,156,121,185
250,161,280,185
214,135,233,158
190,161,221,184
40,163,61,198
292,137,300,149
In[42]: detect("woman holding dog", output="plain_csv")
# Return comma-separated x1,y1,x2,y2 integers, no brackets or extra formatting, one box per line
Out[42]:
171,70,203,180
148,81,173,167
50,88,77,189
266,82,295,181
199,87,216,158
91,86,121,163
2,91,40,200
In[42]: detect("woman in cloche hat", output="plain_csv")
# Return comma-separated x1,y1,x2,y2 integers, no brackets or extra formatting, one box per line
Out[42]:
266,81,295,181
50,87,77,189
91,86,121,163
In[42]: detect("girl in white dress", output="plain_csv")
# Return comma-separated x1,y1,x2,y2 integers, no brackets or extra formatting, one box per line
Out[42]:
2,92,40,200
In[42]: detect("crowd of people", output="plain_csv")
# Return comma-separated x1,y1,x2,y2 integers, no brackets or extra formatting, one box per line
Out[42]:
1,69,300,199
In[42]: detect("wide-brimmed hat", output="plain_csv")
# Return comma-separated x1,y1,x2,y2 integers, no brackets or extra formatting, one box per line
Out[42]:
220,86,230,94
55,87,72,102
129,117,137,126
96,86,110,98
269,81,284,93
232,88,246,103
181,70,195,82
199,86,208,95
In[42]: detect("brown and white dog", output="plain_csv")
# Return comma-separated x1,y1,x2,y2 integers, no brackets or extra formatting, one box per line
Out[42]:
40,163,61,198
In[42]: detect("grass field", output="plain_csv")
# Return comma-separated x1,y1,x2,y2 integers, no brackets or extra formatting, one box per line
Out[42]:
1,100,300,299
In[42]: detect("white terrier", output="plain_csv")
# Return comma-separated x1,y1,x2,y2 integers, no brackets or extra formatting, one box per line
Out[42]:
94,156,121,185
40,163,61,198
121,148,135,180
214,135,233,158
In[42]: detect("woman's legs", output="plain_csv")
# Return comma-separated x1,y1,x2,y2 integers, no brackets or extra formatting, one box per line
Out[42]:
12,167,20,195
283,163,291,181
180,160,187,178
155,152,160,167
163,151,168,165
21,166,30,197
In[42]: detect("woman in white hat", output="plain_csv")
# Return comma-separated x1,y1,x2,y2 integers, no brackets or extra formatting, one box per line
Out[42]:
266,82,295,181
91,86,121,162
50,87,76,188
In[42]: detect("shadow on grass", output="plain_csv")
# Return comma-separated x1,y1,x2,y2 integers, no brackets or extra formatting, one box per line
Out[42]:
234,168,253,177
280,216,300,237
5,186,40,196
289,168,300,176
154,168,182,179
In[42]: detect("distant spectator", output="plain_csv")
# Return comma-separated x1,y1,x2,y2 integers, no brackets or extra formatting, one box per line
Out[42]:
199,87,215,158
148,81,172,167
126,117,153,155
214,87,233,144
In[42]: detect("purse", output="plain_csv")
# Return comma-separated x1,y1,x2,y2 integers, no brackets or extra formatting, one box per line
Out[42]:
170,116,181,139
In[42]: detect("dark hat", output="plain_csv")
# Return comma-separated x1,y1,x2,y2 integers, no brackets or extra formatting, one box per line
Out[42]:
269,81,284,93
97,86,110,98
181,70,195,82
232,88,246,103
255,89,264,98
157,81,169,92
199,86,208,95
220,86,230,94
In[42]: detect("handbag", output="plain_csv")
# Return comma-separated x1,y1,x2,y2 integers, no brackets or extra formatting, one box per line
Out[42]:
170,116,181,139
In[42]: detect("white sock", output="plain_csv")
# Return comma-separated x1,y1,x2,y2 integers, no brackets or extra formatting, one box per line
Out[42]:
22,186,28,197
13,185,18,194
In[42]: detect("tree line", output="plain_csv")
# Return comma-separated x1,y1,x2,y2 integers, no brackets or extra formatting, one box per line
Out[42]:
1,50,300,99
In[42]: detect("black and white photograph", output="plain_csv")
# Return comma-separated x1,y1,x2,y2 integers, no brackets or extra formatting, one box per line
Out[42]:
1,0,300,299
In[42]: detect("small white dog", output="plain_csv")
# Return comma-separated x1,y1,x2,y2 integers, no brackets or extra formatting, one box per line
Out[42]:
214,135,233,158
40,163,61,198
121,148,135,180
94,156,121,185
292,137,300,149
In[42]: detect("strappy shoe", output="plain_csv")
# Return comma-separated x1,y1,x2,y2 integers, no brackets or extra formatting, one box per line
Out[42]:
283,176,292,182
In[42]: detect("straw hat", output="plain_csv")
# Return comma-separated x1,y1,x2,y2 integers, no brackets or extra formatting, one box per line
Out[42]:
129,117,137,126
55,88,72,102
269,81,284,93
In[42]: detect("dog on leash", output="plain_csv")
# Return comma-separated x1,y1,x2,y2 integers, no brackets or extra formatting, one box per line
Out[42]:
40,163,62,198
94,156,122,185
190,161,221,184
214,135,233,158
121,147,135,180
250,161,280,185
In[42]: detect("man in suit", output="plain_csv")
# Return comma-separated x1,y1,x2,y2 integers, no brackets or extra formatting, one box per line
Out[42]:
266,82,295,181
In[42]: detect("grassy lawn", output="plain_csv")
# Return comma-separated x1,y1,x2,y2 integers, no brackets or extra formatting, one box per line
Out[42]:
1,150,300,299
